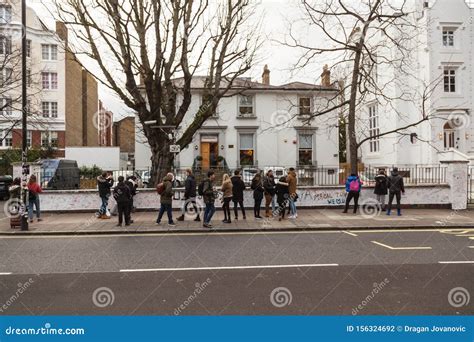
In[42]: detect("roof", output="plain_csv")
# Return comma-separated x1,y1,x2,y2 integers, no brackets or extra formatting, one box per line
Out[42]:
169,76,337,92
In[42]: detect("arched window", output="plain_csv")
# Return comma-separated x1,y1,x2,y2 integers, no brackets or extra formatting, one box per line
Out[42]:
443,122,455,150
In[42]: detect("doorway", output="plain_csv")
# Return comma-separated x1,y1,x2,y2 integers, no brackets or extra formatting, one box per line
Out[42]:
200,135,219,169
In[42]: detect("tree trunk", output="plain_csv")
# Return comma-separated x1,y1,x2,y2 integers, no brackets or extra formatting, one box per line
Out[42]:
348,48,363,175
150,145,175,187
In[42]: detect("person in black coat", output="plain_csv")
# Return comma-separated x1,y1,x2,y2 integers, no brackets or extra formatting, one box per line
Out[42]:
251,173,264,219
97,172,114,219
125,176,138,222
113,176,132,226
177,169,200,222
275,176,289,221
374,169,388,211
231,170,246,220
387,167,405,216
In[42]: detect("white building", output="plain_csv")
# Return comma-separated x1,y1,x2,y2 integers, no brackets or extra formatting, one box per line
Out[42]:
0,0,66,153
135,66,340,171
358,0,474,166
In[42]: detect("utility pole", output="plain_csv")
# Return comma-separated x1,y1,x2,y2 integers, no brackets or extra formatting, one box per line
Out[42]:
20,0,28,231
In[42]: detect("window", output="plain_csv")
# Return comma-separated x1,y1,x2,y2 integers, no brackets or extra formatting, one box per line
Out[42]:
42,101,58,118
51,102,58,117
442,29,455,47
1,97,12,116
443,68,456,93
41,44,58,60
41,131,49,147
42,72,58,89
42,102,49,117
0,67,12,85
50,131,58,147
27,68,32,87
26,39,31,57
26,99,31,115
0,35,12,55
368,105,380,153
239,133,254,166
298,133,313,165
41,131,59,148
298,97,312,116
0,5,12,24
26,131,31,147
238,95,254,117
3,130,12,147
443,121,455,149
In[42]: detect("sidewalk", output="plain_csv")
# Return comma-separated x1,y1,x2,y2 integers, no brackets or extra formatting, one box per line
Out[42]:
1,208,473,235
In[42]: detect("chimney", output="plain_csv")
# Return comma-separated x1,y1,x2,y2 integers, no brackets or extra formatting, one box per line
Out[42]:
321,64,331,87
56,21,68,47
262,64,270,85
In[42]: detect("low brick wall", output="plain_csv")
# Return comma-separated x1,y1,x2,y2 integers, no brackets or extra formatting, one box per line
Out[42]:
37,184,451,212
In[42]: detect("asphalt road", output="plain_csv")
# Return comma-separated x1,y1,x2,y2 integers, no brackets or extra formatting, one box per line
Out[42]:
0,228,473,315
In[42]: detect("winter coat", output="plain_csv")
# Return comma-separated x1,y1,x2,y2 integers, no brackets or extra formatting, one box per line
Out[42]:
263,175,276,196
28,182,42,200
251,176,265,201
231,175,245,202
113,182,132,204
388,171,405,193
125,179,137,198
8,185,21,199
374,174,388,195
184,174,197,199
287,171,297,196
97,175,113,197
202,178,216,204
345,175,362,193
160,175,174,205
221,180,233,198
275,181,289,205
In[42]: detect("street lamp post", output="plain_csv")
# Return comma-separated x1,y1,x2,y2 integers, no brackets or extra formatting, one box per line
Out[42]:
20,0,28,231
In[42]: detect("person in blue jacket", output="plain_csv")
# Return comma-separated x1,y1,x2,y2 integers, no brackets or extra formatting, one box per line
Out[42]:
342,173,362,214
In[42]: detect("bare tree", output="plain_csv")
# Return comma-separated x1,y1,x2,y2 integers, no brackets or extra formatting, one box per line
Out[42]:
282,0,445,173
54,0,260,184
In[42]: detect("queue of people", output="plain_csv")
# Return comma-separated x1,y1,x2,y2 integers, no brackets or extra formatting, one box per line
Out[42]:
96,166,406,228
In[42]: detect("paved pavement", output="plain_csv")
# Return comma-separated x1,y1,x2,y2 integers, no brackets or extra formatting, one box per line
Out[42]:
0,229,472,315
1,208,474,235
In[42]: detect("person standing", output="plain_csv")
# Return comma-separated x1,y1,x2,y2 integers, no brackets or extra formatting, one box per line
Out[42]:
177,169,200,222
263,170,276,217
114,176,132,227
251,173,264,219
374,169,388,211
156,172,176,226
231,170,246,220
97,172,114,219
202,171,217,228
125,176,137,223
27,175,42,223
343,173,362,214
221,174,233,223
275,176,289,221
387,167,405,216
287,168,298,219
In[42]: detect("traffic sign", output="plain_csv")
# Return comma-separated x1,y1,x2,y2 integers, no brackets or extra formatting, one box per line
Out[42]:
170,145,181,153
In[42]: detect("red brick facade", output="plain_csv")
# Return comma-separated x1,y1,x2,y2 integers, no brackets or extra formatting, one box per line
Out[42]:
11,129,65,157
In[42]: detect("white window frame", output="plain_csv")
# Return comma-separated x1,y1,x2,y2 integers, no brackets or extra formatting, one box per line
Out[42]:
41,44,58,61
26,39,31,57
442,28,455,47
443,67,457,93
41,131,59,148
26,130,32,147
237,95,255,118
0,5,12,24
297,133,314,166
0,67,12,86
368,104,380,153
42,72,58,90
298,96,312,116
1,97,12,116
0,35,12,55
237,131,256,167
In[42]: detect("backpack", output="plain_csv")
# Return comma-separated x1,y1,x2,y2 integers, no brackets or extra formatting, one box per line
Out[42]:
198,180,206,196
156,182,165,195
349,179,360,192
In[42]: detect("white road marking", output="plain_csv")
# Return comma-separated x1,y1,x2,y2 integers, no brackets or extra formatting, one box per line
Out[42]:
438,261,474,264
120,263,339,273
371,241,432,250
468,246,474,249
343,231,358,237
0,272,12,275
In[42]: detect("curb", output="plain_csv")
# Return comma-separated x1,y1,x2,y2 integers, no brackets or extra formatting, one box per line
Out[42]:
2,223,473,236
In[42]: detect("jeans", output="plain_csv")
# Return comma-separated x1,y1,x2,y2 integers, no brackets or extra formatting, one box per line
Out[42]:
204,202,216,224
265,193,276,215
254,198,262,217
28,197,40,220
233,200,246,219
222,197,232,221
289,198,297,216
99,195,109,215
344,191,360,213
157,203,174,224
376,194,386,209
388,192,402,211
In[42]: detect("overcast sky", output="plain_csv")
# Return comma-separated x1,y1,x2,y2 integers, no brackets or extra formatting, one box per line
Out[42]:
28,0,329,121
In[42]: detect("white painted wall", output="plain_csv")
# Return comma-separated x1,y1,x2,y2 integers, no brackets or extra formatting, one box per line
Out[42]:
65,147,120,170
